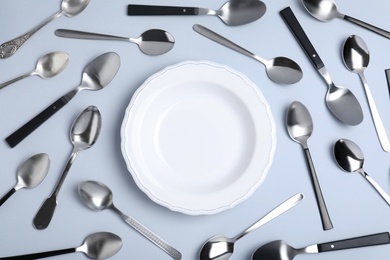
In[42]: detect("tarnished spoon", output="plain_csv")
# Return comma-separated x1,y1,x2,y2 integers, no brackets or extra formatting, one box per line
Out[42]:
0,153,50,207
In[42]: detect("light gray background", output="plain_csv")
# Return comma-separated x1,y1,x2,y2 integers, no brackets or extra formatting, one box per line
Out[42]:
1,0,390,259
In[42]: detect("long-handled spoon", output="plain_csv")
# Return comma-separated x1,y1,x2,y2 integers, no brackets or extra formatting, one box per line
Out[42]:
343,35,390,152
55,29,175,55
334,138,390,206
5,52,119,148
127,1,266,26
301,0,390,39
33,106,102,230
286,101,333,230
0,232,122,259
0,153,50,207
0,0,91,59
252,232,390,260
0,51,69,89
79,180,182,260
193,24,303,85
199,193,304,260
280,7,363,126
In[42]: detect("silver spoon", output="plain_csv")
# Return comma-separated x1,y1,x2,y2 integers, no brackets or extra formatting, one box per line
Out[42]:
343,35,390,152
286,101,333,230
193,24,302,85
55,29,175,56
33,106,102,230
280,7,363,126
301,0,390,39
79,180,182,260
0,51,69,89
199,193,304,260
5,52,120,148
251,232,390,260
334,138,390,206
127,0,266,26
0,232,122,259
0,0,91,59
0,153,50,207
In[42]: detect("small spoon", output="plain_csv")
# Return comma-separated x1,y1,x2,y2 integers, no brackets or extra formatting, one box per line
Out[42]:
0,51,69,89
199,193,304,260
5,52,120,148
334,138,390,206
79,180,182,260
0,232,122,259
0,153,50,207
55,29,175,56
33,106,102,230
193,24,302,85
286,101,333,230
0,0,91,59
127,1,266,26
301,0,390,39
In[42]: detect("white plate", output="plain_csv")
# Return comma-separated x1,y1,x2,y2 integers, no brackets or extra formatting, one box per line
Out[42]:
121,60,276,215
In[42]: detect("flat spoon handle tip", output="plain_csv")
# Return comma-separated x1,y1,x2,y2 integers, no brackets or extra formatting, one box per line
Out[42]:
33,196,58,230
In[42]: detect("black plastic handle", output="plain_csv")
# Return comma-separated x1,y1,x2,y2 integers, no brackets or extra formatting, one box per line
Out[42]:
280,7,324,70
0,188,16,207
0,248,75,259
127,5,198,15
5,96,68,148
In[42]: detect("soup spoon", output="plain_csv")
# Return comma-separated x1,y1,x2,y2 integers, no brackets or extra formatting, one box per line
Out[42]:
0,0,91,59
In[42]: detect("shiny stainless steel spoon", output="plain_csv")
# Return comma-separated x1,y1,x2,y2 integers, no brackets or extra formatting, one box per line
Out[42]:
5,52,120,148
55,29,175,55
334,138,390,206
193,24,302,85
281,7,363,126
0,51,69,89
301,0,390,39
79,180,182,260
0,0,91,59
0,153,50,207
199,193,304,260
33,106,102,230
127,0,266,26
286,101,333,230
343,35,390,152
0,232,122,259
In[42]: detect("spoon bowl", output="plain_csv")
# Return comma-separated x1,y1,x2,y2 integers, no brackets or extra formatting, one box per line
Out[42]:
78,232,123,259
61,0,91,17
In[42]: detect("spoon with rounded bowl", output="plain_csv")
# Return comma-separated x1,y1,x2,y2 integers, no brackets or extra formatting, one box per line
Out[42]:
5,52,120,148
301,0,390,39
334,138,390,206
33,106,102,230
55,29,175,55
286,101,333,230
0,232,122,259
0,0,91,59
0,153,50,207
193,24,302,85
79,180,182,260
199,193,304,260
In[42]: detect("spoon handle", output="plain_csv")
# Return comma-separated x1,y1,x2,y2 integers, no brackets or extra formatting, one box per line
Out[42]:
361,171,390,206
344,15,390,39
0,72,31,90
128,4,198,15
0,247,75,259
0,188,16,207
55,29,129,42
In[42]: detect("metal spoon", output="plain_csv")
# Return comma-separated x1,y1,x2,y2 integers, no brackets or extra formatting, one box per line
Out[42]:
280,7,363,126
301,0,390,39
251,232,390,260
199,193,304,260
78,180,182,260
286,101,333,230
33,106,102,230
0,153,50,207
127,0,266,26
334,138,390,206
55,29,175,56
193,24,302,85
0,232,122,259
5,52,120,148
0,51,69,90
0,0,91,59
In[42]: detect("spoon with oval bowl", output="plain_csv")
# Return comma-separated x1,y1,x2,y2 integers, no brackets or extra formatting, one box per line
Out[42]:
0,0,91,59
